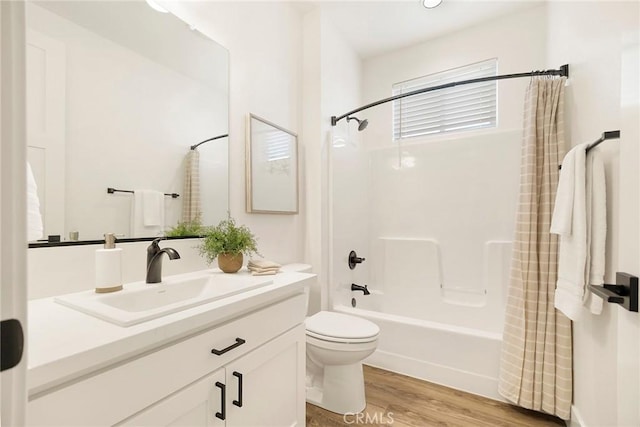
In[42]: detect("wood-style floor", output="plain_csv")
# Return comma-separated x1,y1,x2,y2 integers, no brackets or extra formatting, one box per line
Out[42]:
306,365,565,427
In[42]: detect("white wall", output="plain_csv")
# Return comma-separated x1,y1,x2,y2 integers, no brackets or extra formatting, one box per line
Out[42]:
166,1,305,265
27,2,306,298
362,4,547,149
546,2,640,426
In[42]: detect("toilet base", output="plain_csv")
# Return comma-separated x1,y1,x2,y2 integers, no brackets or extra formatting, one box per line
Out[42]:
306,362,366,415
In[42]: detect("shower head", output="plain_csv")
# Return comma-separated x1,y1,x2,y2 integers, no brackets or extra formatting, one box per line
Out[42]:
347,116,368,131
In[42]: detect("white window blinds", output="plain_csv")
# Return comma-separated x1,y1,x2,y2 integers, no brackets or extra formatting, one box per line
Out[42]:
392,59,497,140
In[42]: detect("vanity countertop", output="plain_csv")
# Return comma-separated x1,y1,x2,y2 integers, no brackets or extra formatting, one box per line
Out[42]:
27,269,315,397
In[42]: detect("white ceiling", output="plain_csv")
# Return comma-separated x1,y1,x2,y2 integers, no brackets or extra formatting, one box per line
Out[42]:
292,0,545,59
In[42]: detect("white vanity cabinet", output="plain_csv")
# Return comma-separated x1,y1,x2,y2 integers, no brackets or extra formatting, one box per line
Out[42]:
122,326,304,427
27,292,307,426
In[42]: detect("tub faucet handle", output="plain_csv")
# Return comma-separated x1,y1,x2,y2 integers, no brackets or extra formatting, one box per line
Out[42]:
348,250,366,270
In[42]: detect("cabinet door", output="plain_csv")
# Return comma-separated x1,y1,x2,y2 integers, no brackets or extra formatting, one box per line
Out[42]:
119,369,226,427
226,325,305,427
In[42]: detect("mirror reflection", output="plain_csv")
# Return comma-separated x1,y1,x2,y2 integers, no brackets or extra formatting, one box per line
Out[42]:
25,0,229,243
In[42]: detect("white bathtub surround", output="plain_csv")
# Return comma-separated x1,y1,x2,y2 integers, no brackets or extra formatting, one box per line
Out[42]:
499,77,572,420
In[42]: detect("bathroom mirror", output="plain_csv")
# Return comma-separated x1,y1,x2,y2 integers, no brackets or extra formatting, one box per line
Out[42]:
246,114,299,214
25,0,229,243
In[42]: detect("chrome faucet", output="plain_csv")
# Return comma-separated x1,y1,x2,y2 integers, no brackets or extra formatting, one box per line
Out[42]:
351,283,370,295
146,238,181,284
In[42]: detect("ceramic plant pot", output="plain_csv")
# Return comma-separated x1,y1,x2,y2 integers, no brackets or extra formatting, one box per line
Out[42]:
217,253,243,273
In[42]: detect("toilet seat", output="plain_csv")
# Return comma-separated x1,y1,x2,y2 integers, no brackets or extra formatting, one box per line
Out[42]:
305,311,379,343
306,330,378,344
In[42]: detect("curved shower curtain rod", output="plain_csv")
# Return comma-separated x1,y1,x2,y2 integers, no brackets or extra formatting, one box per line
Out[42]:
190,134,229,150
331,64,570,126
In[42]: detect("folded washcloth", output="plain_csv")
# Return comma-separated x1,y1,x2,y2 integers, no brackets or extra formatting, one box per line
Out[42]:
248,259,281,269
248,266,280,273
250,270,278,276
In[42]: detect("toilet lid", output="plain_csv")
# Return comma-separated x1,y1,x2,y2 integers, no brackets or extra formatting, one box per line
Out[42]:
305,311,379,340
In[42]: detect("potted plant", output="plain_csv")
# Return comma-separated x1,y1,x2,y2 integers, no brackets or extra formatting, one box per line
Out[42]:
199,216,259,273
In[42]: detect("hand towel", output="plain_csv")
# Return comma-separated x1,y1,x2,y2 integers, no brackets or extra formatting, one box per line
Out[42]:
585,149,607,314
248,259,281,269
131,190,165,237
26,162,43,241
551,143,588,321
142,190,164,226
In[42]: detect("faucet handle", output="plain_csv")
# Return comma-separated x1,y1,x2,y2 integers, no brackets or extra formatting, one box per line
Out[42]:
348,250,366,270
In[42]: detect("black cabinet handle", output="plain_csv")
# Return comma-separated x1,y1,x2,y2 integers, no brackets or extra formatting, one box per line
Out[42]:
215,381,225,420
211,338,246,356
232,371,243,407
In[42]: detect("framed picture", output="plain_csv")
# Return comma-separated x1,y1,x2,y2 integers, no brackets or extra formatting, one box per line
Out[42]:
246,114,298,214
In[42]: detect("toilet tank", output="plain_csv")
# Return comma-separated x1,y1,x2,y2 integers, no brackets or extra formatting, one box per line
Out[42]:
281,263,314,314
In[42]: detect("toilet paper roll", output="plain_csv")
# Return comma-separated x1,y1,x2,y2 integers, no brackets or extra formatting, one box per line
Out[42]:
95,248,123,290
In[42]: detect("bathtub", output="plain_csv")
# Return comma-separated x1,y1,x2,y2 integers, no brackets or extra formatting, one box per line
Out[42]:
330,238,512,401
335,300,504,401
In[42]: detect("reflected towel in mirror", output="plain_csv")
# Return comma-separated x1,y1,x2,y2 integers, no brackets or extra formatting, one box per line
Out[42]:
182,150,201,222
131,189,165,237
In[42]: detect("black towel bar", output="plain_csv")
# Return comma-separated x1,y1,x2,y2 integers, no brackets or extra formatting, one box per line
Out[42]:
107,187,179,199
589,272,638,313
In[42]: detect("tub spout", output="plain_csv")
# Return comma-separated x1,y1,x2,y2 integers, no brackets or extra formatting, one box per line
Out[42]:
351,283,370,295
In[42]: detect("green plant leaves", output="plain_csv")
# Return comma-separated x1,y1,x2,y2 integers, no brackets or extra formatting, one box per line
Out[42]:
198,217,260,265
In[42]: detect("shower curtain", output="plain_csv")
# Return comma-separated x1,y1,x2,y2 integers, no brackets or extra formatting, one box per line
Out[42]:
182,149,201,222
498,77,572,420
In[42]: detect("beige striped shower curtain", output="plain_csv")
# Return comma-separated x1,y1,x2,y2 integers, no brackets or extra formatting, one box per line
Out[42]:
498,77,572,420
182,149,201,222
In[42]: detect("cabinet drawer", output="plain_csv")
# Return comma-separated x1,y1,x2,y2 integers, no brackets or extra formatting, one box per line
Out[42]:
27,293,306,426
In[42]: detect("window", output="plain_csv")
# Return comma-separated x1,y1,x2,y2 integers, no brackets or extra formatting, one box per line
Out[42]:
392,59,497,140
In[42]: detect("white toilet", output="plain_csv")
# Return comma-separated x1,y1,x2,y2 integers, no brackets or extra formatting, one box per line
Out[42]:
281,263,380,414
305,311,379,414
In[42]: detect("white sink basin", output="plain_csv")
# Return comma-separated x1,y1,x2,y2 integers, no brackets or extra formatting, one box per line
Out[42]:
55,272,273,326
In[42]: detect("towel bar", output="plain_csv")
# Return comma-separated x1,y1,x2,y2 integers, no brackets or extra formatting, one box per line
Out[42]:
589,272,638,313
107,187,179,199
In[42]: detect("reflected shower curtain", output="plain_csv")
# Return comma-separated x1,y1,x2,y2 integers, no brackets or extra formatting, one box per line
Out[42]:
182,149,201,222
499,77,572,420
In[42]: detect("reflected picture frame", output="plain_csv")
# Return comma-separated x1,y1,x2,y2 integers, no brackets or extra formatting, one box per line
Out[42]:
246,114,299,214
